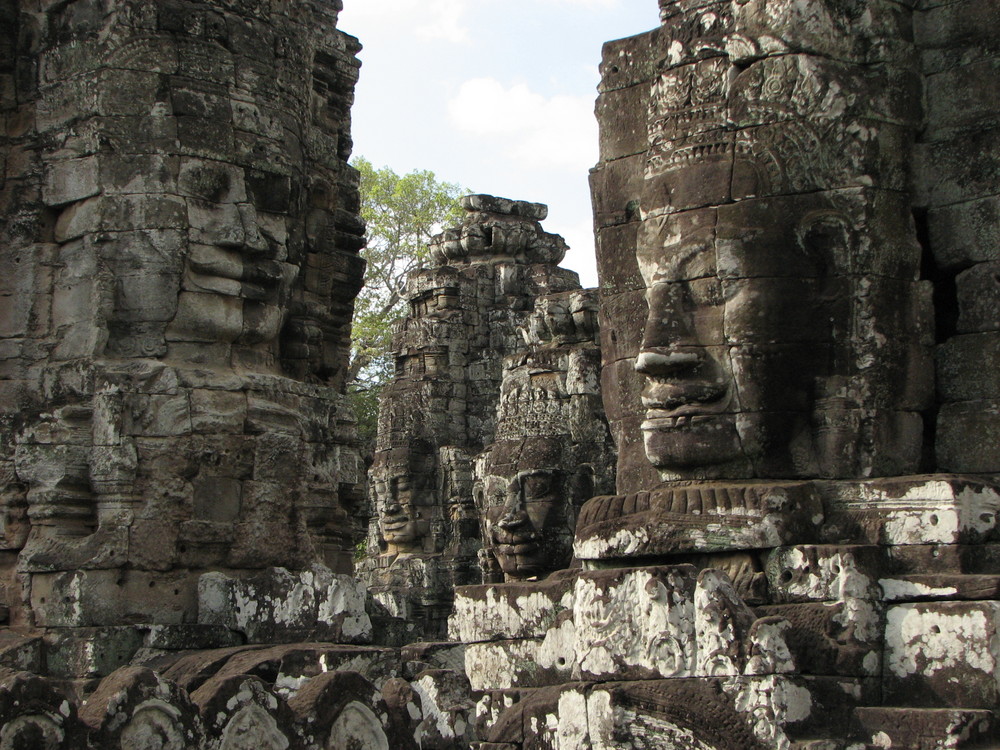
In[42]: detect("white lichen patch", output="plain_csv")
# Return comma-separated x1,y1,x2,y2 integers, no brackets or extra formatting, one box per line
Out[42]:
557,689,589,750
464,637,571,691
885,603,1000,681
413,675,458,741
574,526,650,560
449,585,575,643
878,578,958,602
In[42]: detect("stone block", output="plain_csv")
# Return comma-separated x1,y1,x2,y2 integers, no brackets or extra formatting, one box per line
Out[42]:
573,567,699,681
879,573,1000,602
43,626,148,679
197,564,371,644
126,393,192,436
956,261,1000,333
916,0,1000,73
575,482,823,561
928,195,1000,270
42,156,100,207
449,572,578,643
464,635,575,691
915,126,1000,208
885,601,1000,708
597,288,645,365
596,84,648,161
112,270,181,323
852,707,996,750
598,27,661,92
0,633,42,673
192,475,242,522
756,601,883,677
821,476,1000,546
100,153,179,196
887,542,1000,575
253,432,302,481
765,545,885,603
937,332,1000,402
590,156,643,230
936,400,1000,473
925,59,1000,139
189,388,247,433
30,569,195,628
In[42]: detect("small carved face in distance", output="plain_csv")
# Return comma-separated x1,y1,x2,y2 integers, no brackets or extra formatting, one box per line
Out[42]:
488,469,568,580
635,197,853,478
378,476,433,554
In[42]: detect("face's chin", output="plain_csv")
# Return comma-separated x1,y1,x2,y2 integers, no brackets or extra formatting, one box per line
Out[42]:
495,544,546,578
641,412,745,473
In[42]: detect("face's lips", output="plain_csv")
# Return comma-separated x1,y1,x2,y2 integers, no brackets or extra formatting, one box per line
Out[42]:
641,380,732,429
188,247,285,298
381,516,410,532
495,541,540,557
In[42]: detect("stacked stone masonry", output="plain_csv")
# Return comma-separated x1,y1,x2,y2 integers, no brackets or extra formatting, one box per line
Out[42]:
1,0,1000,748
357,194,616,641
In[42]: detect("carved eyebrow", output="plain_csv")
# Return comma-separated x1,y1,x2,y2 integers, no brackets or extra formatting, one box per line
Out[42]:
638,235,715,283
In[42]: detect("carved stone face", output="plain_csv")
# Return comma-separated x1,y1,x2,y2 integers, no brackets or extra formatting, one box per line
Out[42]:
378,475,433,554
119,705,186,750
635,193,859,478
41,0,360,375
488,469,568,579
167,160,300,361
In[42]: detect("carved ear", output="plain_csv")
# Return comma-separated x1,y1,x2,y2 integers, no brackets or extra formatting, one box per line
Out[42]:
569,465,595,508
796,209,854,275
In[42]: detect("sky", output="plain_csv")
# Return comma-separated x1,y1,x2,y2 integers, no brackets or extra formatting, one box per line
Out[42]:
337,0,661,287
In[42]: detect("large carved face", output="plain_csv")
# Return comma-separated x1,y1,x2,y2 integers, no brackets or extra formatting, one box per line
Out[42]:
635,192,861,479
166,159,300,365
487,469,569,580
44,0,360,376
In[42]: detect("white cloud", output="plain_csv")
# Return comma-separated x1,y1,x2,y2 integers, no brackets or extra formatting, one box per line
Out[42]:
341,0,471,43
447,77,598,171
540,0,620,6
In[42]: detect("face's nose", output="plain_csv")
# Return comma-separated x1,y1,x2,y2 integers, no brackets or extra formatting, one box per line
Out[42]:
497,507,529,530
636,281,707,378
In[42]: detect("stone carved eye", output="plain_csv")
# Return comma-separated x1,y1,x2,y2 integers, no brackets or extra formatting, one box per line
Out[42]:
181,165,232,203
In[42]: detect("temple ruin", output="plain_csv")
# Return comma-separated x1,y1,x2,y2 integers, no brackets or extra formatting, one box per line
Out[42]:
0,0,998,747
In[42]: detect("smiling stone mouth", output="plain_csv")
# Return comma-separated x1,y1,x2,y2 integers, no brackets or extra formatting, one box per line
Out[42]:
495,540,540,556
642,413,729,430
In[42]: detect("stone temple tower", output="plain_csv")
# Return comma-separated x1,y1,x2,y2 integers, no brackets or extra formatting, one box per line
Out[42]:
358,195,615,640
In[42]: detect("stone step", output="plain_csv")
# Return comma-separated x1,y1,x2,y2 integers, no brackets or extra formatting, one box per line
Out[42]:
888,544,1000,576
884,601,1000,708
0,630,42,673
791,740,846,749
852,707,997,749
880,574,1000,602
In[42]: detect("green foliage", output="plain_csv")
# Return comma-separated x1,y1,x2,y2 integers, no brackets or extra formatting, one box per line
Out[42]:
348,157,466,445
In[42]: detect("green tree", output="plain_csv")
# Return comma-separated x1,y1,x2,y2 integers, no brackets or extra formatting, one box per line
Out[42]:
348,157,466,445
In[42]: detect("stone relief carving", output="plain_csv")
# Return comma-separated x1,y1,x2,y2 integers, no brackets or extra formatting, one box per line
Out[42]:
0,0,366,632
